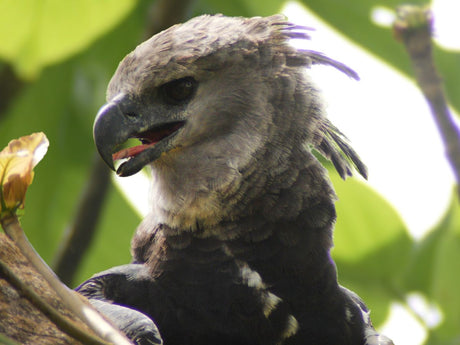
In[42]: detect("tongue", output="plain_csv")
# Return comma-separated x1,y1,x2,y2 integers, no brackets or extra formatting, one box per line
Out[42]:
112,142,156,161
112,122,185,161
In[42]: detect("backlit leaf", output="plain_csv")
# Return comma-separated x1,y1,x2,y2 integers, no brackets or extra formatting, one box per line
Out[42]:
0,132,48,213
0,0,136,79
330,174,413,325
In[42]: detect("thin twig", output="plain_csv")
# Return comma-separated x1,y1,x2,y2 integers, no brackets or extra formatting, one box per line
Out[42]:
394,5,460,197
53,156,111,286
1,215,133,345
145,0,196,39
0,64,25,117
53,0,197,286
0,256,110,345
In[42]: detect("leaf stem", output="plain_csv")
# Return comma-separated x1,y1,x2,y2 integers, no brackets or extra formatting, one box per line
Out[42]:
0,214,133,345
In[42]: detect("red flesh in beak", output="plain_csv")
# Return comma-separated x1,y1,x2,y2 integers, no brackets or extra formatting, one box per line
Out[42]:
112,122,185,161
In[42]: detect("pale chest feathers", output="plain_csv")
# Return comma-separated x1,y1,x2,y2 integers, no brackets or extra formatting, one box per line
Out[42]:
145,143,334,239
145,125,271,232
148,161,245,233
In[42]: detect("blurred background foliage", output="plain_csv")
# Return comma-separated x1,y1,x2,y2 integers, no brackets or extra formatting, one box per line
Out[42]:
0,0,459,344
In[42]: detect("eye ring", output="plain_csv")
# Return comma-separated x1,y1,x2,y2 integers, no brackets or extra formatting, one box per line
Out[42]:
160,77,197,105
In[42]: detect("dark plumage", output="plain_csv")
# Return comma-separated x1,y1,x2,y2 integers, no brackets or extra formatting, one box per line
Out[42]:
77,14,393,345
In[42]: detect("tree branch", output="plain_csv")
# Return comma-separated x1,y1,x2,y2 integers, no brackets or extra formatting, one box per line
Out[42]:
1,215,133,345
0,333,21,345
1,231,89,344
0,255,110,345
144,0,196,39
394,5,460,197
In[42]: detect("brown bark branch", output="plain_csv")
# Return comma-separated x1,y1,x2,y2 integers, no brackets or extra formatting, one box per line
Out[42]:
0,255,109,345
1,216,133,345
0,333,22,345
394,5,460,197
1,232,87,345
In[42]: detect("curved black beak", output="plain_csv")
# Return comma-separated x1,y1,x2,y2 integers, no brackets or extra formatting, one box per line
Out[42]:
93,95,183,177
93,100,128,172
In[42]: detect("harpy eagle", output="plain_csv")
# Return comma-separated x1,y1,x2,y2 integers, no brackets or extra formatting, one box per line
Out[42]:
76,14,394,345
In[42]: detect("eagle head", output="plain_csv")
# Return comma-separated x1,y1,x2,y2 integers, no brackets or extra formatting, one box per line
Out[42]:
93,14,366,229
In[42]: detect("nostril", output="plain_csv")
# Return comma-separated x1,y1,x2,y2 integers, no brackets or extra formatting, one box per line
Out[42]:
111,93,140,120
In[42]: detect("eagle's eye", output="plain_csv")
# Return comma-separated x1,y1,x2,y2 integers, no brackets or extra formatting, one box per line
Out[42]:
160,77,197,105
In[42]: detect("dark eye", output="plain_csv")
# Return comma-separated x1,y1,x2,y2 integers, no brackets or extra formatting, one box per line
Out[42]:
160,77,197,104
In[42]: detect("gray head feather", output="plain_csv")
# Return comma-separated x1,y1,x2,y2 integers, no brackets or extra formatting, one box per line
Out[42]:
105,14,366,229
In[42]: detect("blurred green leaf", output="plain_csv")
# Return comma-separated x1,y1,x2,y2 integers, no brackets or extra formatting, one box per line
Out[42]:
301,0,460,115
340,278,394,327
0,0,137,79
424,331,460,345
0,63,90,262
332,176,412,275
74,184,140,285
330,174,413,325
0,0,145,265
199,0,284,16
402,192,460,341
403,193,460,339
430,195,460,339
403,213,446,296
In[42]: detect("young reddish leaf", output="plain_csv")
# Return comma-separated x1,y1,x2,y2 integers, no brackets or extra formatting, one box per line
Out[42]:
0,132,49,214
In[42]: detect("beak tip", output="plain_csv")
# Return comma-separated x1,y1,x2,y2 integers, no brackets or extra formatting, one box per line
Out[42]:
97,143,116,171
93,101,123,172
116,166,125,176
94,135,116,172
115,162,131,177
104,157,116,172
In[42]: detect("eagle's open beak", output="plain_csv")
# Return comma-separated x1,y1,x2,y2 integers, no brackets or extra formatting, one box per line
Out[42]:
93,94,184,177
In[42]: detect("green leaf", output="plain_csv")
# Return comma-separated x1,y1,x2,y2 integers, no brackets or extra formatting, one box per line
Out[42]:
402,214,447,295
198,0,285,17
0,63,91,262
330,174,413,325
430,195,460,339
396,191,460,342
339,278,393,327
424,330,460,345
0,0,137,79
74,184,140,285
300,0,460,115
0,0,145,266
402,193,460,339
331,176,412,274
